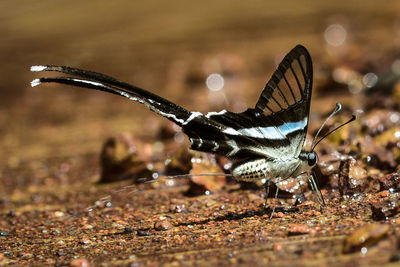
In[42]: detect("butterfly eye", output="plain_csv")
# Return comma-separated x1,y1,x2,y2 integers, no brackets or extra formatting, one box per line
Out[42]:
307,152,318,166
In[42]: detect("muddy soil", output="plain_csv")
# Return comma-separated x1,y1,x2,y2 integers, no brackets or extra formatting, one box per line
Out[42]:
1,1,400,266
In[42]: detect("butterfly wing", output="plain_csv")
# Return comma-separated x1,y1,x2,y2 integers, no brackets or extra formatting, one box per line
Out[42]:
30,45,312,160
188,45,313,159
30,65,197,125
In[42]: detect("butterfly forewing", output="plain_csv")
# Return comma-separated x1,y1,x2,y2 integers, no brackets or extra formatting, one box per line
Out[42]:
256,46,312,117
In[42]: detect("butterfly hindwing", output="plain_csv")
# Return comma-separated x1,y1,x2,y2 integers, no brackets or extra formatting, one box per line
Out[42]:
31,65,196,126
31,45,313,161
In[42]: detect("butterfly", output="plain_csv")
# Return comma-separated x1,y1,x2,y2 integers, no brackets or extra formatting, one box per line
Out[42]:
31,45,355,216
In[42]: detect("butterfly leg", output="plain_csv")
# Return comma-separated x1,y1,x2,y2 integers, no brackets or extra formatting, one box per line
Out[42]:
308,170,326,208
271,178,282,218
263,179,271,210
263,177,281,219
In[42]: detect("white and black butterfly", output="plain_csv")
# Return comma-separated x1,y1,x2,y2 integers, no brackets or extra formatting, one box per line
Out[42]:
31,45,354,215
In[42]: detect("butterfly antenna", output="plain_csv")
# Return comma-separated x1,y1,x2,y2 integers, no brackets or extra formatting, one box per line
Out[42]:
89,173,233,210
136,173,233,184
310,103,342,150
164,173,233,179
312,114,356,150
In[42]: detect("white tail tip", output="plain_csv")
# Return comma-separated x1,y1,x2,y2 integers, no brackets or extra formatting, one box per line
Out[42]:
30,65,47,72
31,79,41,87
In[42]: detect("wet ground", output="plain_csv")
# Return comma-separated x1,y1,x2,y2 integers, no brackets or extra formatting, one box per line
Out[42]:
1,1,400,266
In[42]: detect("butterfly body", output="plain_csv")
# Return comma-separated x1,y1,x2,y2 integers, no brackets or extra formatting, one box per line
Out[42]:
232,157,300,182
231,150,316,182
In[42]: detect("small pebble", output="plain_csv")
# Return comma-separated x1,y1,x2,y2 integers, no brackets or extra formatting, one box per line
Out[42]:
54,211,65,217
343,224,390,253
0,231,9,237
288,224,316,236
273,243,283,251
70,258,90,267
154,220,173,231
170,204,187,213
271,212,285,218
21,253,33,259
349,164,367,181
79,239,91,245
371,198,400,220
124,227,134,233
56,251,67,257
186,156,226,195
137,230,153,236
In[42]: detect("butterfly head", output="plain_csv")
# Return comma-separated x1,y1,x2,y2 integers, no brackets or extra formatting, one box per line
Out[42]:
307,151,318,167
297,150,318,175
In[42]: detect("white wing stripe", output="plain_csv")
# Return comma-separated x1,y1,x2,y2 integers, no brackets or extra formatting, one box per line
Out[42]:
222,128,240,135
278,117,307,135
222,117,307,140
205,109,227,118
238,127,284,140
211,141,219,152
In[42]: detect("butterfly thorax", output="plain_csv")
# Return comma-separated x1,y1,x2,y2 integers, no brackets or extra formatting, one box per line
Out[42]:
231,150,317,182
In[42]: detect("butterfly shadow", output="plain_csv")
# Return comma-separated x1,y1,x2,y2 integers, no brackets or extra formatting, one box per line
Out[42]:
109,205,300,237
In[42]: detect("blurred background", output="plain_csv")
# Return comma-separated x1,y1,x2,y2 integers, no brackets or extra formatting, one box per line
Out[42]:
1,0,400,175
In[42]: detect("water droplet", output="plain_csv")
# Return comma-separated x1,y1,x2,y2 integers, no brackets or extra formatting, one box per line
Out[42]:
361,247,368,255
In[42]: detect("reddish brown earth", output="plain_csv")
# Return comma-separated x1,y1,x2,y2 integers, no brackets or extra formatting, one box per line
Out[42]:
1,1,400,266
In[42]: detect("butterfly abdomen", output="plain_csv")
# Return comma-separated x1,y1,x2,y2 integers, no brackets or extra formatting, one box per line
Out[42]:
232,158,301,182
